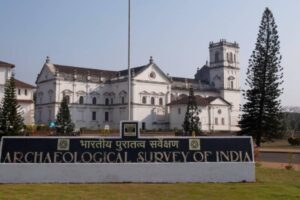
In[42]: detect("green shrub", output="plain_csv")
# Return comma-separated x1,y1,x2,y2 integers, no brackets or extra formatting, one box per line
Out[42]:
80,127,87,132
36,124,50,131
24,125,36,132
288,137,300,146
175,130,184,136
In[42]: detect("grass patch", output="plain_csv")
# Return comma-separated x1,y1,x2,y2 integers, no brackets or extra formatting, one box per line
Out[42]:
0,167,299,200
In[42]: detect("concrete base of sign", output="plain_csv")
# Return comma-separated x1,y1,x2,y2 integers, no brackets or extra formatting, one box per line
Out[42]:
0,162,255,183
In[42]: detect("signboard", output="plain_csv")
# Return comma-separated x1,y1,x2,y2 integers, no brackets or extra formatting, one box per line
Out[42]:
0,121,253,164
0,137,253,163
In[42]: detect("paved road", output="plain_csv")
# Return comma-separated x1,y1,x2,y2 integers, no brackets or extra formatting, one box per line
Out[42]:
257,152,300,164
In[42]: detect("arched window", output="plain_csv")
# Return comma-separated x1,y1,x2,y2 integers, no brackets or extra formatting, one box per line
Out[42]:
215,51,219,62
142,96,147,104
48,90,53,103
38,92,44,104
234,54,236,62
178,108,181,114
215,118,218,125
105,98,109,105
105,112,109,122
159,98,163,106
230,52,233,62
228,76,235,89
222,118,225,125
64,95,70,104
38,110,42,122
92,111,96,121
48,109,51,121
227,53,229,61
151,97,155,105
92,97,97,105
119,90,127,105
79,96,84,104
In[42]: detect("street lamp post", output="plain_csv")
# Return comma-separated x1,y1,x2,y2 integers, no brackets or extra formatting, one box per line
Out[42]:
128,0,131,120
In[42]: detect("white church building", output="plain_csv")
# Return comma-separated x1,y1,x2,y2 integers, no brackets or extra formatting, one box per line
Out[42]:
35,40,241,132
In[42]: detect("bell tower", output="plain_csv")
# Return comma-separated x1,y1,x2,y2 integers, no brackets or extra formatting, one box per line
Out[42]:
208,39,241,131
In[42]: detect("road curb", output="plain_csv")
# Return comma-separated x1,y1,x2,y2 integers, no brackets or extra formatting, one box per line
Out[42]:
259,149,300,154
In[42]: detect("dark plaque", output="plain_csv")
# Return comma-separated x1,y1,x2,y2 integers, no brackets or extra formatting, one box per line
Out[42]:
0,121,254,163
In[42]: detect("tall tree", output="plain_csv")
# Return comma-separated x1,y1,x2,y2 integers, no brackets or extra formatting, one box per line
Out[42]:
182,87,201,136
55,96,74,135
239,8,283,146
0,75,24,136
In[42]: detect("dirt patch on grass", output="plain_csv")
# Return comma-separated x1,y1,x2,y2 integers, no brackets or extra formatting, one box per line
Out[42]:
257,161,300,171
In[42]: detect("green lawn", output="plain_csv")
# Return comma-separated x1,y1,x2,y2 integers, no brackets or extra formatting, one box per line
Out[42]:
0,167,299,200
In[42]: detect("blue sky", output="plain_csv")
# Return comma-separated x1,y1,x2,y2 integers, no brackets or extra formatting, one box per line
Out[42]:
0,0,299,106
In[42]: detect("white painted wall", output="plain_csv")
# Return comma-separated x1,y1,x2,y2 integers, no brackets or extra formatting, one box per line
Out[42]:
18,102,35,125
0,67,11,85
0,86,3,100
0,162,255,183
169,99,231,132
224,68,240,90
0,68,6,85
17,88,34,101
35,76,56,124
170,104,185,130
134,64,169,83
0,66,11,102
221,90,240,131
208,104,230,131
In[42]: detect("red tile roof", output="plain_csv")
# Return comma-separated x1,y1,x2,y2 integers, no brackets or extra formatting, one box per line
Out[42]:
168,96,230,106
17,99,34,103
0,60,15,68
53,64,149,79
15,79,35,89
168,96,215,106
54,64,118,79
171,77,198,83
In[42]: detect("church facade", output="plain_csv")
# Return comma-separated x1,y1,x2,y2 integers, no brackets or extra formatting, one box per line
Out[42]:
35,40,240,132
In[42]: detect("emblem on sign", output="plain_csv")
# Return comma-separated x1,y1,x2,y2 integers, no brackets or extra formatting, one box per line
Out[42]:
189,139,201,151
123,123,137,137
57,139,70,151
